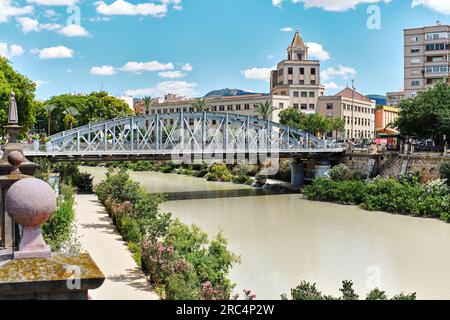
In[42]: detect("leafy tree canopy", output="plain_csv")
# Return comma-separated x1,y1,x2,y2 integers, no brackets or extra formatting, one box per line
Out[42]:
39,91,134,134
396,81,450,145
279,107,344,138
0,57,37,134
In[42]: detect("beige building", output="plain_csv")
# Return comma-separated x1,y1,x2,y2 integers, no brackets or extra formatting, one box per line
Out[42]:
404,22,450,99
317,88,376,140
141,93,290,123
386,91,405,106
271,31,325,114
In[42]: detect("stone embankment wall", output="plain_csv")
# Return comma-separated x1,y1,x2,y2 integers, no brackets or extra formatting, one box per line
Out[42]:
342,152,448,181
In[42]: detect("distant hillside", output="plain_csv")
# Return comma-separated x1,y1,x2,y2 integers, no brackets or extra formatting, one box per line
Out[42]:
204,88,260,98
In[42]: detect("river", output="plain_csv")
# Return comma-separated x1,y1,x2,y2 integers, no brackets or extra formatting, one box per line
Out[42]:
83,166,450,300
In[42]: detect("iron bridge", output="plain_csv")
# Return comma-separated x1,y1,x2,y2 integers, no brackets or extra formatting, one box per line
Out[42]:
24,112,345,161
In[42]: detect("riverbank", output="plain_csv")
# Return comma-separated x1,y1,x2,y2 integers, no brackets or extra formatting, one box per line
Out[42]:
83,166,450,300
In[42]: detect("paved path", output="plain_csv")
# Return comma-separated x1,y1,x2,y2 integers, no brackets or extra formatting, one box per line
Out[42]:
75,194,159,300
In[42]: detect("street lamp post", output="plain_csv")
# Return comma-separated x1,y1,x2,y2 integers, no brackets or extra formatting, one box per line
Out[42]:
351,80,356,141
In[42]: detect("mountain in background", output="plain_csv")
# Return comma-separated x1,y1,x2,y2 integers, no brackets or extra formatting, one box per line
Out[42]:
203,88,261,98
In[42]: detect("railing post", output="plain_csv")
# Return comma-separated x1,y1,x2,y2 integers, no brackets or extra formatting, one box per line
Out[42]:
180,110,185,150
76,131,80,152
156,114,160,151
202,112,207,151
104,123,108,152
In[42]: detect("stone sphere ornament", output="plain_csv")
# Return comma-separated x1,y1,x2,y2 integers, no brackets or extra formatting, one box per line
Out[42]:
6,178,57,259
7,151,24,174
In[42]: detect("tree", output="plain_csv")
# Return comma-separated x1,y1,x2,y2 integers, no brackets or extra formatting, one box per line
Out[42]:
255,101,275,120
396,81,450,146
44,104,56,135
142,96,152,115
0,57,37,135
192,98,209,112
332,118,346,139
42,91,134,134
62,106,79,130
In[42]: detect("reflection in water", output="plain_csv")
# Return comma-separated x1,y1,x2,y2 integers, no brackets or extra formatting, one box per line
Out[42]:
83,166,450,300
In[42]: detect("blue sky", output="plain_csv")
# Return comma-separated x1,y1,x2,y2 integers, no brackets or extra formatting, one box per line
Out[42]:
0,0,449,100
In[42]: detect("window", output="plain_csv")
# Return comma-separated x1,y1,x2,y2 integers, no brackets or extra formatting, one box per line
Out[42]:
311,80,316,85
288,80,293,85
426,32,448,40
288,67,293,75
219,105,225,111
426,43,448,51
294,103,299,109
309,92,315,98
311,68,316,75
301,104,307,110
300,68,305,75
309,104,315,110
299,80,305,85
278,68,284,76
411,58,421,64
236,104,241,111
227,105,233,111
327,103,333,110
411,80,420,86
244,104,250,110
411,48,420,54
293,91,299,97
211,106,217,111
301,92,308,98
279,103,284,109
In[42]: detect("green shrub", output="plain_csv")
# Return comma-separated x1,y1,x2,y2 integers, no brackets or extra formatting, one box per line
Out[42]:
206,164,233,182
329,164,352,181
165,268,201,300
282,280,415,300
42,185,75,251
439,161,450,184
76,173,93,192
118,214,142,244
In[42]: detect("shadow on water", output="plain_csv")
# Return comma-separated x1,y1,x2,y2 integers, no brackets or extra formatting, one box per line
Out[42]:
159,188,296,201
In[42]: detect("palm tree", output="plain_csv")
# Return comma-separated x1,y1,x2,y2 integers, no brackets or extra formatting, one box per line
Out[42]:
192,98,209,112
63,106,79,130
142,96,152,115
255,101,275,120
44,104,56,136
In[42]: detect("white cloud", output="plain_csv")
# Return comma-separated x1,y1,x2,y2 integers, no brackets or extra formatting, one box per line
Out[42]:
321,65,357,81
33,46,74,59
280,27,294,32
412,0,450,14
272,0,391,12
0,1,33,23
0,43,24,59
121,60,174,73
95,0,168,17
58,24,90,37
158,71,186,79
323,82,343,90
44,9,58,18
17,17,40,33
91,65,116,75
41,23,62,30
306,42,330,60
181,63,193,72
27,0,77,5
241,66,275,81
125,80,197,98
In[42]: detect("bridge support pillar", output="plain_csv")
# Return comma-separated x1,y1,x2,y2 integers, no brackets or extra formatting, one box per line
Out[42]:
290,160,305,189
315,161,331,178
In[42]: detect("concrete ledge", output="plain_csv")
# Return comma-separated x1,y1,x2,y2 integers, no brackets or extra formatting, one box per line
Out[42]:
0,253,104,300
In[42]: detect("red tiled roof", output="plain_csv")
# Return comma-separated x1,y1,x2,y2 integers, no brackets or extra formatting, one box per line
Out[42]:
335,87,372,103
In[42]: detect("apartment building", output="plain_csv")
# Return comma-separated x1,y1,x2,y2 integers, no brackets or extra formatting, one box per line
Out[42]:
317,88,376,140
404,22,450,99
386,91,405,106
270,31,325,114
